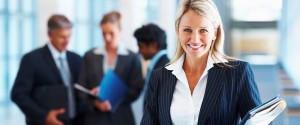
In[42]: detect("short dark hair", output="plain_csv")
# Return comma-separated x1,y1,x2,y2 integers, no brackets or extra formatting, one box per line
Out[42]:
134,23,167,50
47,14,72,32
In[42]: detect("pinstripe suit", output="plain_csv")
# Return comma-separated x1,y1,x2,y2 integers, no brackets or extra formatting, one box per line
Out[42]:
141,60,262,125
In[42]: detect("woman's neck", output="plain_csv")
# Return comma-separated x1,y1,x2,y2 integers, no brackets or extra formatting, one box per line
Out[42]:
105,45,117,53
183,53,209,74
105,46,118,66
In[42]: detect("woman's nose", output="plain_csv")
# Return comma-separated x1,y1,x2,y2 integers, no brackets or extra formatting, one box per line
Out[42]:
191,32,201,43
104,34,112,42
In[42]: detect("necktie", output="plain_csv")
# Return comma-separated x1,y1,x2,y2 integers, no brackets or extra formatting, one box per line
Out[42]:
58,57,75,118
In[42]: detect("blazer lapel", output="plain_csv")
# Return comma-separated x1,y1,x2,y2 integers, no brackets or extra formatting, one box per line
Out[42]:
160,69,177,124
197,65,225,124
42,45,63,84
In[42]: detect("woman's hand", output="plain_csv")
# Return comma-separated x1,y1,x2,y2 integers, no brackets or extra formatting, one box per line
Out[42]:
91,87,112,112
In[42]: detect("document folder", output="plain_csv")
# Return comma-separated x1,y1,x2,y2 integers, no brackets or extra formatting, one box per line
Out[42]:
239,95,286,125
74,70,128,112
98,69,128,112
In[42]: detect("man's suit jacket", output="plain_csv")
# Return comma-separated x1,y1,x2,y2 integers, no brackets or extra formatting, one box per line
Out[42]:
141,60,262,125
11,45,81,125
78,48,144,125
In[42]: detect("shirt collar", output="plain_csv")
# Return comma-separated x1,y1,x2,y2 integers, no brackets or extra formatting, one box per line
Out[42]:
165,52,227,75
47,42,67,59
148,50,167,71
93,44,129,56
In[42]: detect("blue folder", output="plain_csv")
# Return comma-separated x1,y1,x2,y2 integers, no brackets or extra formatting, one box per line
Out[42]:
98,69,128,112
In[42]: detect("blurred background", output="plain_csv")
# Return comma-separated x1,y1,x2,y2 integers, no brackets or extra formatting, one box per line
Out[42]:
0,0,300,124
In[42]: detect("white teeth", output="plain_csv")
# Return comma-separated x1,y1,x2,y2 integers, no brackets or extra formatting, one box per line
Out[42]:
189,44,203,49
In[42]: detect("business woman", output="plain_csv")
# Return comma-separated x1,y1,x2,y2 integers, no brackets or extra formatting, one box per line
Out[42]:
78,11,144,125
141,0,262,125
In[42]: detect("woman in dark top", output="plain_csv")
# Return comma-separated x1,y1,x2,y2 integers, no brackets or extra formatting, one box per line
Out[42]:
78,11,144,125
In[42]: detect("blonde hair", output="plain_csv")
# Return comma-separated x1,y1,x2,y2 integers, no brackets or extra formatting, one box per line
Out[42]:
170,0,233,66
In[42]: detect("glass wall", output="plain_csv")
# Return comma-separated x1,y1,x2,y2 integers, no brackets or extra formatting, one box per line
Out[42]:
0,0,37,105
72,0,121,55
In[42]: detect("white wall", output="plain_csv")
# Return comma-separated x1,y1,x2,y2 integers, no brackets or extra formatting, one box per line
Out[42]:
279,0,300,87
37,0,74,46
158,0,177,58
119,0,148,52
36,0,177,56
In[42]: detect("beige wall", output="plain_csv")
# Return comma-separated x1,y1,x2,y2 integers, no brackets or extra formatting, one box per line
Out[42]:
232,29,279,57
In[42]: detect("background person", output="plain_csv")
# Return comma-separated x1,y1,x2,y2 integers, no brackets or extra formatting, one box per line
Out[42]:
132,23,170,124
78,11,144,125
11,14,82,125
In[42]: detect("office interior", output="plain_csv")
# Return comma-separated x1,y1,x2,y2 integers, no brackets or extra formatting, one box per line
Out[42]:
0,0,299,124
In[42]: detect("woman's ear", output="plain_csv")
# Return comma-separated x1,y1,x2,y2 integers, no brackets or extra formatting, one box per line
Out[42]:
176,28,179,36
213,29,217,40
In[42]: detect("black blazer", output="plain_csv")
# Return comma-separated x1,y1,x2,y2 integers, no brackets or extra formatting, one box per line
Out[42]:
11,45,81,125
143,54,170,105
153,54,170,70
141,61,262,125
78,48,144,125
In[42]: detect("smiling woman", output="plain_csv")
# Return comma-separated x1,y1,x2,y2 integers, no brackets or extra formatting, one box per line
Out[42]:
141,0,262,125
177,10,216,59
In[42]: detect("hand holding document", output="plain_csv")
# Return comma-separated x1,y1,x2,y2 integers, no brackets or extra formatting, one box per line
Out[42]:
240,95,287,125
74,70,128,112
74,83,96,98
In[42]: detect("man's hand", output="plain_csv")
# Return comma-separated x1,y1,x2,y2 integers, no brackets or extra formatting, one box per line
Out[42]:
91,87,111,112
45,108,65,125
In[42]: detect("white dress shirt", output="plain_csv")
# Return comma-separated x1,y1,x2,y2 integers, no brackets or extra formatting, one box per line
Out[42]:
166,53,226,125
47,42,71,79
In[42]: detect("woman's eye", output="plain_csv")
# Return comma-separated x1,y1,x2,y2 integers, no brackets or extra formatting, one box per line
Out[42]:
183,29,192,32
200,29,208,33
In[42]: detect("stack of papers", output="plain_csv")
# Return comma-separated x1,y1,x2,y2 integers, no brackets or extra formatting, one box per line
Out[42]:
240,95,287,125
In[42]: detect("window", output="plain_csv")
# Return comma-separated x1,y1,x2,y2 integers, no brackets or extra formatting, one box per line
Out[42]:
146,0,159,23
72,0,121,55
0,0,37,105
232,0,282,22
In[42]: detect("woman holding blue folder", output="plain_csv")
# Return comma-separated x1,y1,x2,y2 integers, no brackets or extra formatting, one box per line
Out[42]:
78,11,144,125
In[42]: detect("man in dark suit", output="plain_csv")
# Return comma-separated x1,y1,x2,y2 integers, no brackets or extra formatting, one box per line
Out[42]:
134,23,169,72
11,14,81,125
132,23,170,123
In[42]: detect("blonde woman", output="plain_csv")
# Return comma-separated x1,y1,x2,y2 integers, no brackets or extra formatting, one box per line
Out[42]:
141,0,262,125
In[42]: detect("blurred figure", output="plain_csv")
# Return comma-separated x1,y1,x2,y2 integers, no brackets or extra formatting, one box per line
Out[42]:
134,23,169,80
141,0,262,124
131,23,169,124
78,11,144,125
11,14,82,125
